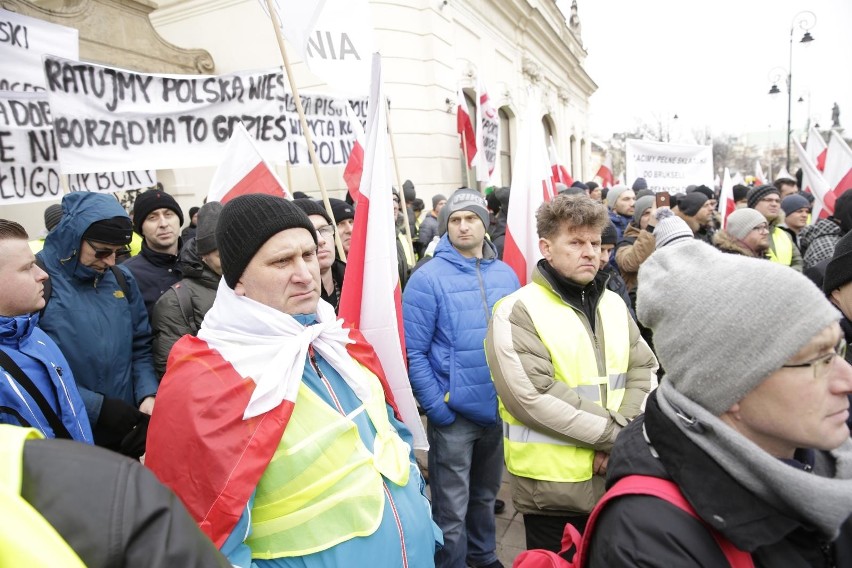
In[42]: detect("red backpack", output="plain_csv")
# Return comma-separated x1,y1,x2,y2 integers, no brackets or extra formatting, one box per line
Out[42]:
512,475,755,568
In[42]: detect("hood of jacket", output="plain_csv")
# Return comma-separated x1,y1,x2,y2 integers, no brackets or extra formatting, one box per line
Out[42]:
433,233,498,271
175,238,220,289
40,193,130,283
713,230,764,257
0,313,38,346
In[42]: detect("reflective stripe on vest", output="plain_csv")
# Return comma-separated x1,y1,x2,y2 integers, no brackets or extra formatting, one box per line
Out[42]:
768,226,793,265
498,284,630,483
247,363,411,559
0,425,86,567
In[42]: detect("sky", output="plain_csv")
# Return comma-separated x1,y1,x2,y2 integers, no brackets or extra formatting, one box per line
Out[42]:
557,0,852,144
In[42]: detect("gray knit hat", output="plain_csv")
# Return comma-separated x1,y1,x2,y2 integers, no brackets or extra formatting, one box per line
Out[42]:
606,184,630,208
637,240,840,415
781,194,811,217
633,195,655,225
724,208,766,240
444,188,489,229
654,213,693,249
195,201,223,255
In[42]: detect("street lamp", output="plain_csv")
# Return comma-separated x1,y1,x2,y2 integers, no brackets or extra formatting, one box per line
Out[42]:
768,10,816,170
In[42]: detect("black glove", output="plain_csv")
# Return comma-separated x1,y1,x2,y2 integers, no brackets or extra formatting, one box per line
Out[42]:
93,398,149,458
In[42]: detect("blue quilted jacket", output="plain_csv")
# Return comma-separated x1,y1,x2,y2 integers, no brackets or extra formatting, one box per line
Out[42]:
402,235,519,426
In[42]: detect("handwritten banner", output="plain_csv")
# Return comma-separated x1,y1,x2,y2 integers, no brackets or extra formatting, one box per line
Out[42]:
43,56,368,174
67,169,158,194
625,139,714,193
0,9,78,92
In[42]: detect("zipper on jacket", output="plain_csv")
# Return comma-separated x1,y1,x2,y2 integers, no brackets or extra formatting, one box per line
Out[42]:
52,363,90,443
475,259,491,322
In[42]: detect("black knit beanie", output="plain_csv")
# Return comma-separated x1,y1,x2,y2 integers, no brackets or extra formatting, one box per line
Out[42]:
746,185,780,210
328,198,355,224
293,198,332,225
601,221,618,246
82,216,133,245
132,189,184,235
824,230,852,295
217,195,318,289
678,192,708,216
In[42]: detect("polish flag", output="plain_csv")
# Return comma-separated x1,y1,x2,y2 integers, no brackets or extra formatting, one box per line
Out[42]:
794,139,832,220
548,135,574,195
596,152,614,188
807,125,828,172
503,94,552,286
342,101,366,201
207,121,289,204
457,87,478,167
754,160,766,186
823,131,852,212
719,167,736,229
338,53,427,449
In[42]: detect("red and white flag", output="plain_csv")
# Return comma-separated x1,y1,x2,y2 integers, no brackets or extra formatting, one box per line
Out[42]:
596,152,614,188
794,139,832,220
342,101,366,202
207,121,289,204
719,167,736,229
503,94,552,286
823,131,852,213
264,0,373,96
474,78,499,183
754,160,766,186
338,53,426,449
807,125,828,172
457,87,477,168
548,136,573,194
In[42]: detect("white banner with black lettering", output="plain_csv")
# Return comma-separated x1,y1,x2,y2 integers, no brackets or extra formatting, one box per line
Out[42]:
0,9,78,92
625,139,714,193
43,55,368,174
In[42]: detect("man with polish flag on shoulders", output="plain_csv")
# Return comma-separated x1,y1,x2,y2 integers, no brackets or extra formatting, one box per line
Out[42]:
146,193,441,567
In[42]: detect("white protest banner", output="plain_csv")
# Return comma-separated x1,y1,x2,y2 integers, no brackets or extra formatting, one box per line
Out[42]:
0,9,78,92
42,55,368,174
0,91,63,204
67,169,158,194
625,139,713,193
474,79,498,183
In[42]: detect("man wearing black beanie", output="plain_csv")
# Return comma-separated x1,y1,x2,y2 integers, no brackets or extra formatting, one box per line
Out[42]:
673,191,713,243
147,194,439,566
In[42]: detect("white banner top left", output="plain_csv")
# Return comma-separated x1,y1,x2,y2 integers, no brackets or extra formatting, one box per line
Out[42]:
0,9,78,92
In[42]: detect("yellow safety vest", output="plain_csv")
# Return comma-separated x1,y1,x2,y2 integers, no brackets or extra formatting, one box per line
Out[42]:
129,232,143,257
398,232,415,268
247,363,411,559
0,425,86,567
497,284,630,483
768,226,793,266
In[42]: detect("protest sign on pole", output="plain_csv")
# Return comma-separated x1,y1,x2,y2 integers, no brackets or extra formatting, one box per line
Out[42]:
42,56,368,175
0,92,63,204
474,78,498,183
625,139,713,193
0,8,78,92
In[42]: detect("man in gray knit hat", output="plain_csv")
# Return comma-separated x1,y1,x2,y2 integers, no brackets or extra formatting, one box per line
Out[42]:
712,207,770,258
586,239,852,565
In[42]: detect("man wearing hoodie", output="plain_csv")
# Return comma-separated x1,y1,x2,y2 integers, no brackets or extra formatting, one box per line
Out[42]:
403,188,520,568
37,193,157,459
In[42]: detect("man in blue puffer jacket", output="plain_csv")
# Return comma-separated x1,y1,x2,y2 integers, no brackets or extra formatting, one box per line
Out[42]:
0,219,92,443
37,193,158,458
403,188,520,568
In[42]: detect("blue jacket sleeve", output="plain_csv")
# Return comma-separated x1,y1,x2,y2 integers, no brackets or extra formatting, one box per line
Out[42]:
219,493,257,568
402,269,456,426
120,266,159,404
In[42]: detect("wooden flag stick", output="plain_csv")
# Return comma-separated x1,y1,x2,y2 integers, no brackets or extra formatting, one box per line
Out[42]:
264,0,346,262
385,102,414,257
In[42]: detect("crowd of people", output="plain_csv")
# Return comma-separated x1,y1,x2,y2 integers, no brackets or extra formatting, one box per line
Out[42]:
1,172,851,567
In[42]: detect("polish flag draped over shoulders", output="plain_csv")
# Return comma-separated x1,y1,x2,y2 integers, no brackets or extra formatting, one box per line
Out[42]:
457,87,477,167
503,93,552,286
338,53,427,449
207,121,289,204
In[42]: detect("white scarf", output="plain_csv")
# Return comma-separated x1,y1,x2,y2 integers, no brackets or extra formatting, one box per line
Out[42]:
198,280,371,419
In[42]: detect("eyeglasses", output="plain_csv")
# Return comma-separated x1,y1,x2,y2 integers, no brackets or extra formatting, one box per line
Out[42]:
782,338,847,380
760,197,781,204
750,224,770,234
316,225,335,238
85,240,128,259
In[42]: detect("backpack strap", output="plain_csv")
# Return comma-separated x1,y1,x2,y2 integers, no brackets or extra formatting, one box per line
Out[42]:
576,474,754,568
110,265,131,299
0,349,72,440
172,282,198,335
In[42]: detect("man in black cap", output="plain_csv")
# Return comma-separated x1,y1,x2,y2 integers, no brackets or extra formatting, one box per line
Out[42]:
147,194,439,566
673,190,714,243
181,205,200,242
124,189,185,318
293,199,346,313
419,193,447,251
37,193,157,459
748,184,803,271
824,231,852,430
328,197,355,256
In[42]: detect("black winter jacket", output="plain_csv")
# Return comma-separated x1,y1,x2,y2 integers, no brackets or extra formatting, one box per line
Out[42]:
21,436,230,567
123,241,182,319
586,391,852,567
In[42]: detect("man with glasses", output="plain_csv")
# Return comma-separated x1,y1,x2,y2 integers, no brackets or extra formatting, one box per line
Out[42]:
747,184,803,271
713,208,771,258
585,239,852,566
37,192,158,459
294,199,346,314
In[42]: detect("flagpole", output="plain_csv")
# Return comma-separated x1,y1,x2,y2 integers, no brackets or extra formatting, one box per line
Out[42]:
384,102,414,257
461,135,473,188
264,0,347,262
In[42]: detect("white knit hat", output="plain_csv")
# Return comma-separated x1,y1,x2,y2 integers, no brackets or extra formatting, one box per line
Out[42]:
724,208,766,241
